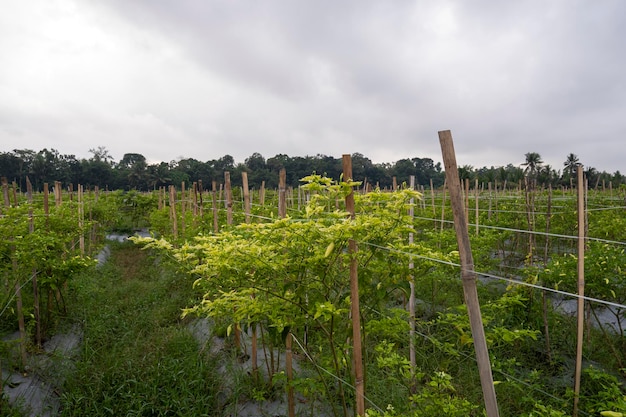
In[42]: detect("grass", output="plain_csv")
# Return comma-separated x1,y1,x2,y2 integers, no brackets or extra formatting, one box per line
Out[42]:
60,242,222,416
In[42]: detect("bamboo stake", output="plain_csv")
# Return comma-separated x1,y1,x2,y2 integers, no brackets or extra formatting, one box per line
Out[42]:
224,172,233,226
27,178,42,348
78,185,85,256
1,177,9,207
168,185,178,239
573,166,586,417
197,180,204,218
343,154,365,416
430,179,436,229
440,179,447,235
408,175,417,392
475,178,479,236
488,182,492,220
542,185,553,363
464,178,470,226
242,172,251,224
259,180,266,206
11,181,18,206
212,181,218,233
439,130,500,417
181,182,186,237
278,169,287,218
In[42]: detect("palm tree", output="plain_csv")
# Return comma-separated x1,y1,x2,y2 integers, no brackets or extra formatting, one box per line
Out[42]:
563,153,581,178
522,152,543,178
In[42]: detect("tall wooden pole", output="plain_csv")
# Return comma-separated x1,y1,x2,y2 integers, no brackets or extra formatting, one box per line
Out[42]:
438,130,500,417
408,175,417,392
278,169,287,218
573,166,586,417
224,172,233,226
212,181,219,233
242,172,251,224
168,186,178,239
343,154,365,416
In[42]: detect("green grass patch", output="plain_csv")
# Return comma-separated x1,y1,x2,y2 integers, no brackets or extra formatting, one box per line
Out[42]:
60,242,221,416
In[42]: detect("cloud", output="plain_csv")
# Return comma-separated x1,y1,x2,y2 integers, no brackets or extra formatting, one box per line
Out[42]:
1,0,625,174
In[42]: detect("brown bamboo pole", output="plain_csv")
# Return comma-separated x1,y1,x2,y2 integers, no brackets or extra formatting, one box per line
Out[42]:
542,185,553,363
343,154,365,416
212,181,218,233
259,180,266,206
408,175,417,392
197,180,204,218
488,182,493,220
475,178,479,236
464,178,470,225
438,130,500,417
180,182,186,237
1,177,9,208
78,184,85,256
224,172,233,226
440,179,447,234
242,172,251,224
573,166,586,417
27,178,42,348
430,179,436,229
168,185,178,239
278,169,287,218
11,181,18,206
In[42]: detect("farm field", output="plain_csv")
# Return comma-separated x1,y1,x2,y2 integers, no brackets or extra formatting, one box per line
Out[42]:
1,166,625,417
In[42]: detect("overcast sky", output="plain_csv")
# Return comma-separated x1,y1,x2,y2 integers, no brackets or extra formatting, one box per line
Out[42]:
2,1,625,173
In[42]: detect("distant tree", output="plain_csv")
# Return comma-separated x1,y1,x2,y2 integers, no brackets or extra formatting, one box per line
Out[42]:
537,164,558,187
522,152,543,178
245,152,266,171
89,146,115,166
118,153,148,190
0,152,22,187
147,162,172,190
458,165,474,182
563,153,581,180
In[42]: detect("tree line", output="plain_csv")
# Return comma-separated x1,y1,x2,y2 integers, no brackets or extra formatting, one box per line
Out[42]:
0,146,623,192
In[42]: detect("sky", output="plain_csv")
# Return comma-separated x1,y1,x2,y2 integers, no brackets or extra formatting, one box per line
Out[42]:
1,0,625,173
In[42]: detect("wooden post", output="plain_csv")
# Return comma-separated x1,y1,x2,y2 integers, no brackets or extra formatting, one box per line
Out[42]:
192,182,198,217
168,185,178,239
278,169,287,218
286,330,295,417
573,166,586,417
408,175,417,392
487,182,492,220
11,181,18,206
475,178,479,235
430,179,436,229
197,180,204,218
212,181,219,233
26,178,42,348
242,172,251,224
224,172,233,226
259,180,266,206
440,179,447,234
1,177,9,208
343,154,365,416
542,185,553,363
464,178,470,226
78,185,85,256
438,130,500,417
181,182,186,237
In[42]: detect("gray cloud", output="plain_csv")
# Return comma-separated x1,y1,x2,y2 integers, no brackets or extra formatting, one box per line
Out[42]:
1,0,625,174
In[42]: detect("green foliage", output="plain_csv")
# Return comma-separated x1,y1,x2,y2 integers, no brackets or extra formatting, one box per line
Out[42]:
61,243,220,416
